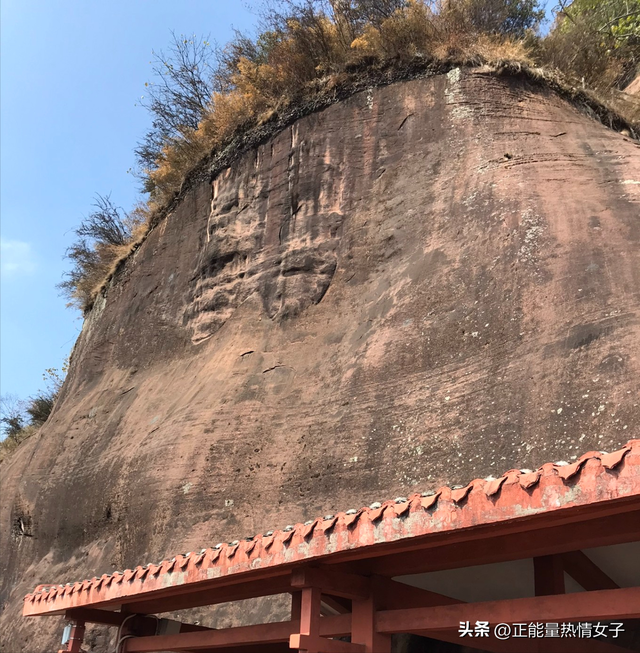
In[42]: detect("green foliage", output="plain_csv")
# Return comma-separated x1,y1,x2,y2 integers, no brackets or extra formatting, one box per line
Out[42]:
544,0,640,88
559,0,640,44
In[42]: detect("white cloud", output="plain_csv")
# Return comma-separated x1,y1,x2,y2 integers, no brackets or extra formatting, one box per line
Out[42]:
1,239,37,276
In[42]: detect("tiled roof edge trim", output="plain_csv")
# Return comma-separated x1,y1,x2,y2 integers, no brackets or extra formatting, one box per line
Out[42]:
23,440,640,614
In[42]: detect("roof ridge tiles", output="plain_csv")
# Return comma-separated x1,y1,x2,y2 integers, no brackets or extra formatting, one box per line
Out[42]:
420,490,441,510
484,475,507,496
450,483,473,504
601,446,631,469
23,439,639,609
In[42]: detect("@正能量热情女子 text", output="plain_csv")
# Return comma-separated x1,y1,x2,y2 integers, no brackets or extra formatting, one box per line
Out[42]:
458,621,624,640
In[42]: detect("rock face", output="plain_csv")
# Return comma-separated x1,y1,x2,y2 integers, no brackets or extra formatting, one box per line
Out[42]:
1,68,639,651
625,72,640,96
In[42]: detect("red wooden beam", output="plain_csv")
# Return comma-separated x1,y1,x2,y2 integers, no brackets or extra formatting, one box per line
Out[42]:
323,495,640,575
370,581,619,653
291,567,370,600
290,581,365,652
64,608,209,633
534,555,565,596
376,587,640,634
321,596,351,615
561,551,619,591
64,608,125,627
125,572,293,614
289,634,364,652
357,508,640,577
372,577,462,609
123,615,351,652
181,646,289,653
124,620,292,652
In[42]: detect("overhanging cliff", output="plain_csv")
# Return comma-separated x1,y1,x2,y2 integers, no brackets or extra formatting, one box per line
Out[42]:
1,68,639,652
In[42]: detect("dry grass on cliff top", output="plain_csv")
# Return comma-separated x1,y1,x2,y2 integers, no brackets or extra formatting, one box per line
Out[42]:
143,12,539,208
72,0,639,314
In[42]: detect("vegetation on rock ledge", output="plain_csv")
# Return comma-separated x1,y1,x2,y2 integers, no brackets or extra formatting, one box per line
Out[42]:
0,368,65,463
57,0,638,314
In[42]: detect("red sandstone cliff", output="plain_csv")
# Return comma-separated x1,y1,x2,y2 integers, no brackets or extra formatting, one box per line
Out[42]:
1,68,639,651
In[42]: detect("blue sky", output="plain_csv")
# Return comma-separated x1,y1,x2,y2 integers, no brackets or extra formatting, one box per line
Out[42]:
1,0,558,404
1,1,257,401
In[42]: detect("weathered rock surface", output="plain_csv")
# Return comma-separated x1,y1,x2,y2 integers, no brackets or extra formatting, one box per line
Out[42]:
1,68,639,651
625,72,640,96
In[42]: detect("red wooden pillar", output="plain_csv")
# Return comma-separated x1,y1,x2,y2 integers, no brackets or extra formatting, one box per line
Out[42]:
57,620,86,653
352,594,391,653
534,555,565,596
292,590,302,621
290,567,369,652
291,586,322,652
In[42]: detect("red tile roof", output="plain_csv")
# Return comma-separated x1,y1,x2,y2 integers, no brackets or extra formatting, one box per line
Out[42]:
23,440,640,616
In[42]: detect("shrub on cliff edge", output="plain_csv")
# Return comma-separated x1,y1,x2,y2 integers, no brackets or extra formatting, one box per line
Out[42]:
0,369,65,463
541,0,639,87
140,0,543,205
59,194,145,310
62,0,639,314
